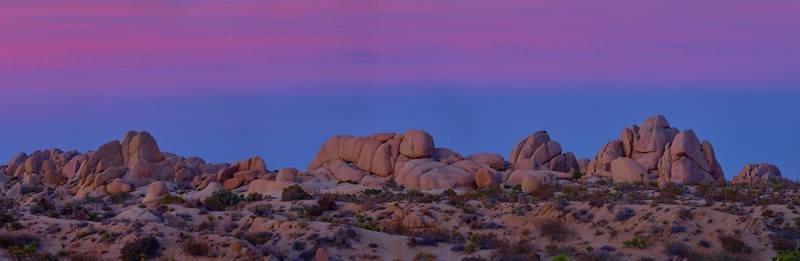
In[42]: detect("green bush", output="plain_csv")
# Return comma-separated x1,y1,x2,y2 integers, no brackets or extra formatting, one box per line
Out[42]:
281,185,311,201
550,253,570,261
244,192,263,202
774,251,800,261
203,189,242,211
159,195,186,205
119,236,160,261
623,235,648,249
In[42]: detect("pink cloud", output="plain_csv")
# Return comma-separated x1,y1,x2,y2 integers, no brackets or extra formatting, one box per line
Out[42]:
1,0,798,96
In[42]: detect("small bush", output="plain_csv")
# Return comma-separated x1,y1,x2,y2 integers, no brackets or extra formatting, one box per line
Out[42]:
0,213,15,227
538,219,571,242
354,214,378,231
551,253,570,261
183,240,209,256
317,194,338,211
250,204,273,218
203,189,242,211
623,235,648,249
109,192,130,204
159,195,186,205
282,185,311,201
571,170,584,180
719,235,751,254
773,251,800,261
615,208,635,222
414,252,436,261
119,236,160,261
244,192,263,202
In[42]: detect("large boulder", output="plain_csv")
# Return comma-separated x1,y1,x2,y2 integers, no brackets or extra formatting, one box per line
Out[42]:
395,159,475,190
590,116,725,186
466,153,506,170
122,131,173,186
731,163,783,186
399,130,435,159
657,130,723,185
610,158,648,184
509,131,578,172
142,181,170,203
76,141,124,180
630,115,679,170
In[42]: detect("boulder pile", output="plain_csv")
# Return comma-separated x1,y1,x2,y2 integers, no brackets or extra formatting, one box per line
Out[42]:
587,115,725,185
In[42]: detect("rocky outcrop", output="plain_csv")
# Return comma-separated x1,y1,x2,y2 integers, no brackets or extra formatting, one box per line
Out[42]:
731,163,784,186
588,115,724,185
122,131,173,186
308,130,500,190
509,131,580,173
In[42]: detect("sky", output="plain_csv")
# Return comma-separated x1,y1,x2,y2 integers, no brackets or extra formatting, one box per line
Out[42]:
1,1,798,179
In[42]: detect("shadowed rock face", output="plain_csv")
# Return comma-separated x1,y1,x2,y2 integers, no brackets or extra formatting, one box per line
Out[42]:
732,163,784,185
587,115,725,185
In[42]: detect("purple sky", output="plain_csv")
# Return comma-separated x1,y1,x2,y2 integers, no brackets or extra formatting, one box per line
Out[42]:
2,0,799,95
1,1,799,178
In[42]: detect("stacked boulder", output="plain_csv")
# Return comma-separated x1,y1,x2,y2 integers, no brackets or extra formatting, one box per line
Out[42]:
509,131,580,173
3,149,80,198
731,163,784,186
308,130,505,190
587,115,725,185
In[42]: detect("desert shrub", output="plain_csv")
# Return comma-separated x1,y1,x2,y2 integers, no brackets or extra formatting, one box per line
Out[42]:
299,205,324,218
490,240,539,261
353,214,378,231
572,170,584,180
282,185,311,201
719,235,751,254
159,195,186,205
615,208,635,222
362,188,383,196
0,213,15,227
0,234,40,254
469,233,504,250
239,232,274,246
109,192,130,204
183,240,209,256
538,218,571,242
773,251,800,261
623,235,648,249
203,189,242,211
415,252,436,261
244,192,263,202
250,204,273,217
551,253,570,261
119,236,160,261
317,194,338,211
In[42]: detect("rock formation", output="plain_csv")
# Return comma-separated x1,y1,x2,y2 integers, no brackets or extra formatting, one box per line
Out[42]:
587,115,725,185
731,163,784,186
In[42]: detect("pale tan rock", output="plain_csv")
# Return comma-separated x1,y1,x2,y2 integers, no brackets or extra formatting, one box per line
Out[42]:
467,153,506,170
509,131,551,164
521,172,552,193
328,160,366,183
122,131,172,186
313,247,329,261
399,130,435,159
92,166,126,187
173,168,194,186
41,160,63,185
24,152,43,174
276,168,298,182
22,173,41,191
61,154,86,178
587,140,624,175
223,177,244,189
611,158,648,184
732,163,783,186
475,168,499,188
620,125,637,157
233,170,258,181
142,181,169,203
370,140,397,177
670,130,711,172
433,148,464,165
702,140,725,183
106,179,132,194
356,139,381,172
531,140,562,165
77,140,124,179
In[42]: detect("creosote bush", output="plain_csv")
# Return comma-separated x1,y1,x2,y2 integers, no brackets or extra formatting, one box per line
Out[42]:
623,235,648,249
719,235,751,254
120,236,160,261
282,185,312,201
203,189,242,211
